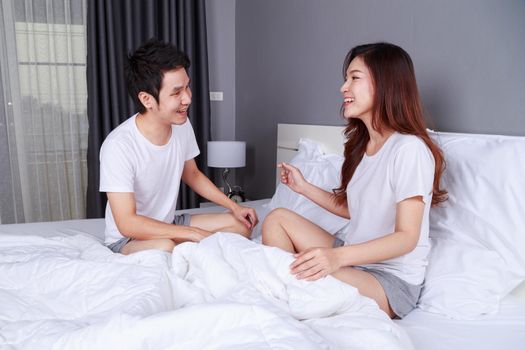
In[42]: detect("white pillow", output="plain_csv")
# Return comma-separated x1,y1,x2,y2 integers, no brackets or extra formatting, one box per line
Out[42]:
418,131,525,319
267,138,349,235
420,239,515,318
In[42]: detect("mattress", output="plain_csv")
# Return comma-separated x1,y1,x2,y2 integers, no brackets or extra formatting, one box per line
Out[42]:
395,296,525,350
0,198,272,243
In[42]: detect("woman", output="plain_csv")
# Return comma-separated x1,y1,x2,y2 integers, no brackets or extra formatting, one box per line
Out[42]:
261,42,446,319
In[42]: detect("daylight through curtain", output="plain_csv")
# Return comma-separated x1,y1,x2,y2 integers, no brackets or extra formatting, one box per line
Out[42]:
0,0,88,223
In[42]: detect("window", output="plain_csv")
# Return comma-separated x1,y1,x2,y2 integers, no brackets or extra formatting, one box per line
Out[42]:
0,0,88,223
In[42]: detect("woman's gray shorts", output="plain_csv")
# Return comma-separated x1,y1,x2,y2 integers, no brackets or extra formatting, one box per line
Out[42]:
105,213,192,253
357,266,422,318
332,237,346,248
331,237,422,318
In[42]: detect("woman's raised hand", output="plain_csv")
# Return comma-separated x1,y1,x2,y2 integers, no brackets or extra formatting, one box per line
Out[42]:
278,162,307,194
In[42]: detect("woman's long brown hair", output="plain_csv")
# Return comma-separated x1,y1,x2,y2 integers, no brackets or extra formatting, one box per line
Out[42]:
334,43,447,206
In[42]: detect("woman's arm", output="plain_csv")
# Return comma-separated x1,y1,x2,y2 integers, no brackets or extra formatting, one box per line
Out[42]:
279,162,350,219
290,196,425,280
336,196,425,266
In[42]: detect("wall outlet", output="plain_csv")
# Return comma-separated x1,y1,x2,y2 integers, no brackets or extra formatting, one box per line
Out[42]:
209,91,223,101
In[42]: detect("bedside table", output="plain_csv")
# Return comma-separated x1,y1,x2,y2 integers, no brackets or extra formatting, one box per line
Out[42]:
199,201,220,208
199,199,252,208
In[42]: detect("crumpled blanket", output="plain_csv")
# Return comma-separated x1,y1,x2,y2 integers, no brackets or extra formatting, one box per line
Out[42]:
0,232,413,350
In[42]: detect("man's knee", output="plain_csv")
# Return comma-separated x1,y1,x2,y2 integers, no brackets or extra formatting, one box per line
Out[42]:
219,213,251,238
231,216,252,238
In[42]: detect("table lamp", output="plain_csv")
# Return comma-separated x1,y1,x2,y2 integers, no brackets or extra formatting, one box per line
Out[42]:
207,141,246,203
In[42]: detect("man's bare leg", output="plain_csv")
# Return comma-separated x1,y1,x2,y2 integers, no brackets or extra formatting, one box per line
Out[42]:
121,238,175,254
120,212,250,255
190,212,251,238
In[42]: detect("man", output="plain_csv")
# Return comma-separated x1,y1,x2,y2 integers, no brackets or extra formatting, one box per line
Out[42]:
100,39,258,255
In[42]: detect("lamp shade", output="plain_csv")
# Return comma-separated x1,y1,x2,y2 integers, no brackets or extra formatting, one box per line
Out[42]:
207,141,246,168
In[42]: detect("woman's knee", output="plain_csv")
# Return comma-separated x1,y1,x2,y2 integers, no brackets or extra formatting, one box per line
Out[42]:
265,208,294,223
262,208,292,238
262,208,293,230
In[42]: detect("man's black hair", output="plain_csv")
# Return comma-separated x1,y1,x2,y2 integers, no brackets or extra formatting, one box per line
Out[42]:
125,38,190,113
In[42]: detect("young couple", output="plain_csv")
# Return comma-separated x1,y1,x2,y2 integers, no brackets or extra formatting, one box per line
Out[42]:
100,39,446,319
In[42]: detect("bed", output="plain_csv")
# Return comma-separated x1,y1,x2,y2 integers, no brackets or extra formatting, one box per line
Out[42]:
1,123,524,349
275,123,525,350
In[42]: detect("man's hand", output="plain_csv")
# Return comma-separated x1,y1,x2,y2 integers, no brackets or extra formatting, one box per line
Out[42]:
290,247,342,281
186,227,214,243
231,204,259,229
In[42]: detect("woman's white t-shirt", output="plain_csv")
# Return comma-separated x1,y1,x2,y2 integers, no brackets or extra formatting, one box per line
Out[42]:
342,132,435,285
99,114,200,244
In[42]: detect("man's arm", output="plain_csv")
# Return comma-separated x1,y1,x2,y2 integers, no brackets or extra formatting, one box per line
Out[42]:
107,192,211,243
181,159,258,228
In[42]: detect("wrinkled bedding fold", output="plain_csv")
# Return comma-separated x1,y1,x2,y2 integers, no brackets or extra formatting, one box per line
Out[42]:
0,233,412,350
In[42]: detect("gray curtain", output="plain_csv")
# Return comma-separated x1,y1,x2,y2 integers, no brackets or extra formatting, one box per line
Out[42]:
86,0,211,218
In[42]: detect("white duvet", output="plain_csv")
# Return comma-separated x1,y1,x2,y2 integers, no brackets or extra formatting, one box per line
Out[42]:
0,232,413,349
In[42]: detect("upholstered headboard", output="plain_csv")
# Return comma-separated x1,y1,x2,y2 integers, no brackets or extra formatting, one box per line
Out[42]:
276,123,345,184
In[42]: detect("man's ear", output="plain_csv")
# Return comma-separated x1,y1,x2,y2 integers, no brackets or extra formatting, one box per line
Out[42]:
138,91,155,110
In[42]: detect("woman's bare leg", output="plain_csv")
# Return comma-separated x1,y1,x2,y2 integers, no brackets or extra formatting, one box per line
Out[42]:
261,207,395,317
332,267,395,317
261,208,335,253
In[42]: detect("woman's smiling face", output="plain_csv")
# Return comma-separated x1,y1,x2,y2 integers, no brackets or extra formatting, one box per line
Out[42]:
340,56,375,123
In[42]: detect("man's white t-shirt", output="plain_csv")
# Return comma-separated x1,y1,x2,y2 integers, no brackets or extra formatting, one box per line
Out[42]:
342,133,435,285
99,114,200,244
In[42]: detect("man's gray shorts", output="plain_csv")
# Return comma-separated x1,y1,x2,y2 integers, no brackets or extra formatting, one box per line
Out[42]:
105,213,192,253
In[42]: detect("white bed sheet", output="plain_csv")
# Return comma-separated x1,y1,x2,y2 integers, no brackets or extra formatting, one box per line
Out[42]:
0,217,106,241
396,296,525,350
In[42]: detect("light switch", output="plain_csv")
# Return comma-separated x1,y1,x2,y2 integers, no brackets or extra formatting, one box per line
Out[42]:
209,91,223,101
